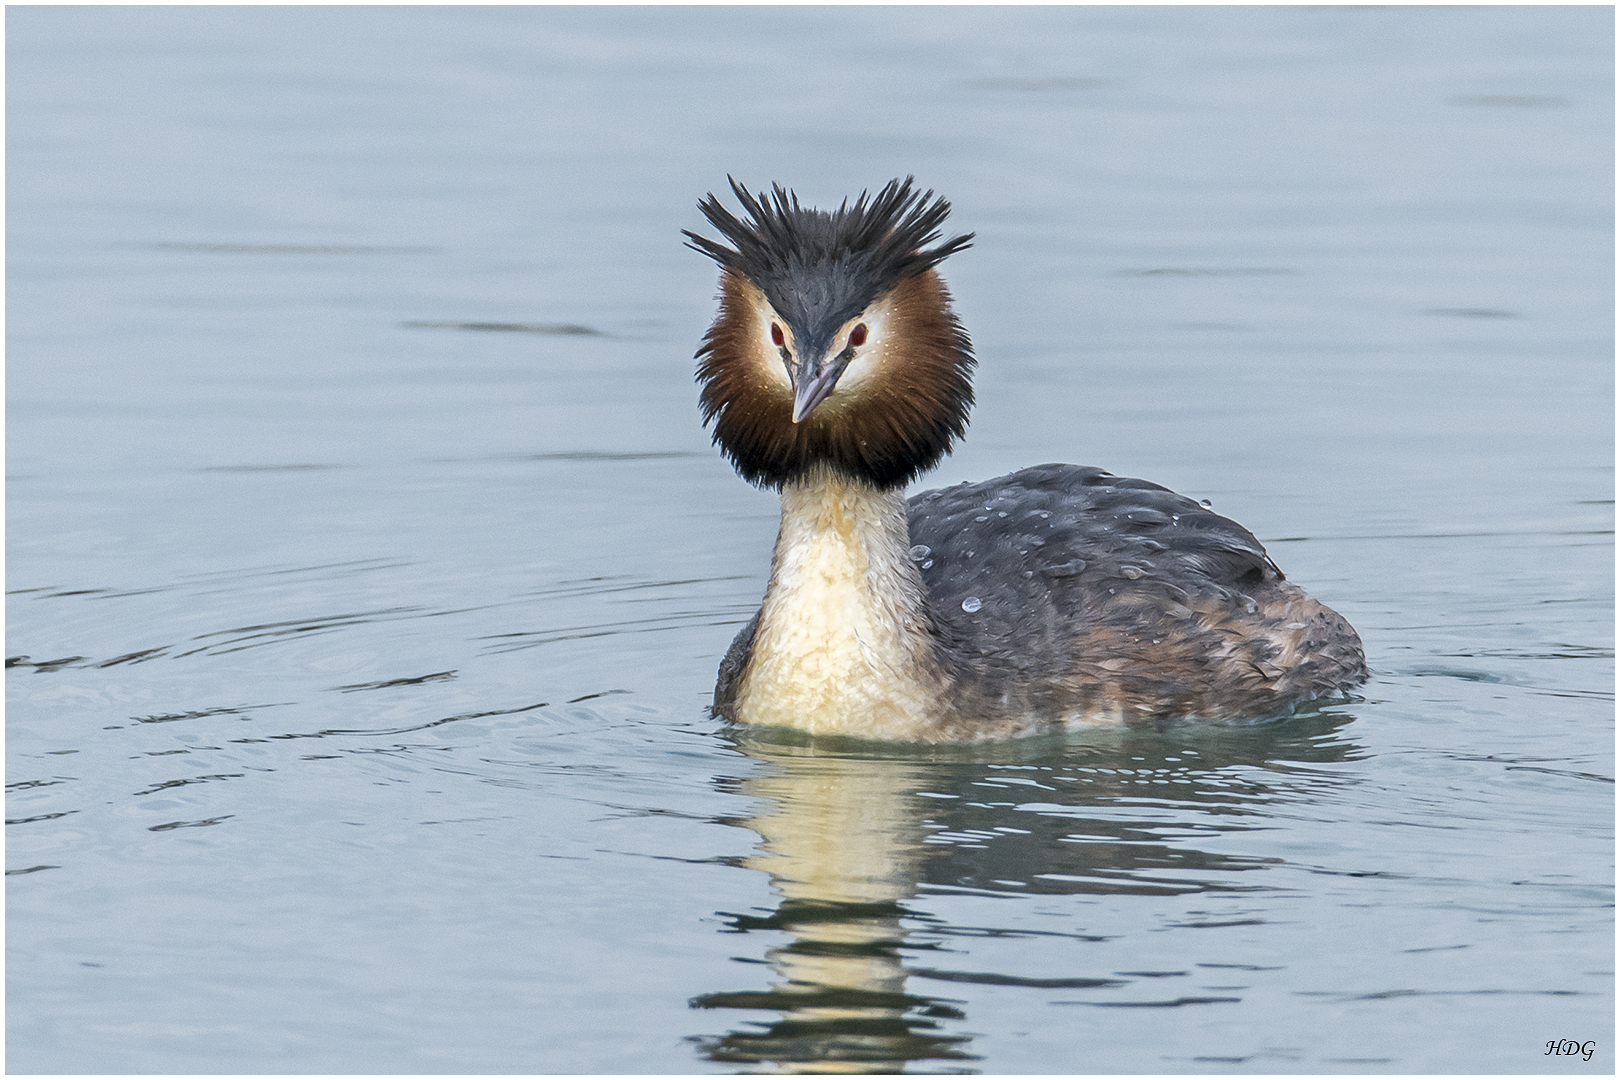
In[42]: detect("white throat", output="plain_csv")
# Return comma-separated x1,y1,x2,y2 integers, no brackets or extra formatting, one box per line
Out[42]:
734,468,943,739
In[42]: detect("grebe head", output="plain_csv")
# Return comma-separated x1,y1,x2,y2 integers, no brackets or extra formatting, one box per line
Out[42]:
685,177,976,490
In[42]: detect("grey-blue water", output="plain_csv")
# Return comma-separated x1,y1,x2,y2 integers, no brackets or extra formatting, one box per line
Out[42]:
6,6,1613,1074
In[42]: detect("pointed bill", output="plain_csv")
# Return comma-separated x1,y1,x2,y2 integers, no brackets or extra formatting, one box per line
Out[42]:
790,355,848,423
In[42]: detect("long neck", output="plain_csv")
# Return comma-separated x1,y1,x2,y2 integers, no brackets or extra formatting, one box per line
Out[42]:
734,466,946,739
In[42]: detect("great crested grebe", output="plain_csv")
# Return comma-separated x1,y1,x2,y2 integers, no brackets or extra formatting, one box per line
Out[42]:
686,177,1366,742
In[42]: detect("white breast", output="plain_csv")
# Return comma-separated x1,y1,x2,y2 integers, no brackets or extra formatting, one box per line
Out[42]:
735,476,941,739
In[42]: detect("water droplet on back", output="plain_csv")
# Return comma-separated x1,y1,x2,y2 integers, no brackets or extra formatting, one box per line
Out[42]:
961,596,982,613
909,544,931,561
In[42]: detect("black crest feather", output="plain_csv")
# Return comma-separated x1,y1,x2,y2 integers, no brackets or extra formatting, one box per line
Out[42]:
683,177,973,342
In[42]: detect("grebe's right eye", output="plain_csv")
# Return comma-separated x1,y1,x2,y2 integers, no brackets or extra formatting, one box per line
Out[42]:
771,324,784,347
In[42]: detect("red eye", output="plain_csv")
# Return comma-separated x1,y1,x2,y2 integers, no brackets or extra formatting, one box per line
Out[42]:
849,323,868,348
770,324,784,347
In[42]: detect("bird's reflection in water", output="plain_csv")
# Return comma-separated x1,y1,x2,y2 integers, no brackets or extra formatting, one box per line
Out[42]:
690,711,1361,1073
691,745,975,1071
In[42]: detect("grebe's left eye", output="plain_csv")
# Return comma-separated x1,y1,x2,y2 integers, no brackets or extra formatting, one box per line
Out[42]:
849,323,868,348
771,323,785,347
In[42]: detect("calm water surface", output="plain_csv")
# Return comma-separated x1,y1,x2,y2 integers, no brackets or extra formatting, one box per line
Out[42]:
7,7,1613,1074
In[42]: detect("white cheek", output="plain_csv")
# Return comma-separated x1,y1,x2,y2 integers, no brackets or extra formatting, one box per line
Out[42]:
837,344,883,392
758,341,793,389
831,310,892,397
744,290,795,391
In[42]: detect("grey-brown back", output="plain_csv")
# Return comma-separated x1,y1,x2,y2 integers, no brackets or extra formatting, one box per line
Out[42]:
909,464,1363,728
